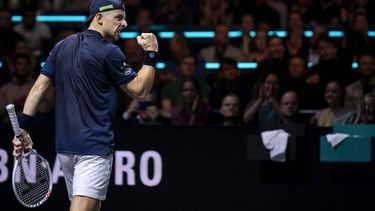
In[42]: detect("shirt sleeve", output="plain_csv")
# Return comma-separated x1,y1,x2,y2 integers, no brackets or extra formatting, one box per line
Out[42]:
41,40,64,80
105,47,137,85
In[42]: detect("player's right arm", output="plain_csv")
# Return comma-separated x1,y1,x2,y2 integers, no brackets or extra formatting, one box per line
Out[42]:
22,74,53,117
13,74,52,156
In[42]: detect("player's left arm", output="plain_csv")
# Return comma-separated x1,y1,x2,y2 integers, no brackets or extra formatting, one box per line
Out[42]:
121,33,158,100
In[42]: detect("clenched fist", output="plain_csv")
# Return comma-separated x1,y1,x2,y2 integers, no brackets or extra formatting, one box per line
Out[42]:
137,33,158,52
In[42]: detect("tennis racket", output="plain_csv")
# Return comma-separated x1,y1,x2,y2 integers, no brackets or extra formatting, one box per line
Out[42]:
6,104,53,208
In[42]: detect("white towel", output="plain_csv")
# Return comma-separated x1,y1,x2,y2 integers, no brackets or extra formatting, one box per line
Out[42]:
261,129,290,162
325,133,359,148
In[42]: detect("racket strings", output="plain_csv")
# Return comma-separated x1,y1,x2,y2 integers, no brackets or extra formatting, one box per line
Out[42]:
14,153,52,207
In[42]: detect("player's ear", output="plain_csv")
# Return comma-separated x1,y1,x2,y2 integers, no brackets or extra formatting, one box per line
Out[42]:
95,13,104,25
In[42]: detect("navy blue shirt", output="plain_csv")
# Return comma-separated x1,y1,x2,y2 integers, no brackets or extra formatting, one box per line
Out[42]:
41,29,137,156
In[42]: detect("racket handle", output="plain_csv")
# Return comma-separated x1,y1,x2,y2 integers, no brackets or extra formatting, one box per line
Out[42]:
6,104,21,138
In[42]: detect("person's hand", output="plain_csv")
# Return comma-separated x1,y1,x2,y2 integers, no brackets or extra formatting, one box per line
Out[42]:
137,33,158,52
127,99,140,114
12,129,33,157
257,83,266,102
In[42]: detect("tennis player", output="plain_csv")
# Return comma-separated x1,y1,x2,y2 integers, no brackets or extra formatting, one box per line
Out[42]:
12,0,158,210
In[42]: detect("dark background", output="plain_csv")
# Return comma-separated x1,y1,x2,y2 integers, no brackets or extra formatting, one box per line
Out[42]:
1,123,375,211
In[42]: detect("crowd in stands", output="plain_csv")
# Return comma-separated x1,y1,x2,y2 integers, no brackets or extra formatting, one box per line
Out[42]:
1,0,375,131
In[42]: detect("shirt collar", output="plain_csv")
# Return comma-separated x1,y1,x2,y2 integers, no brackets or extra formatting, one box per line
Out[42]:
83,29,104,39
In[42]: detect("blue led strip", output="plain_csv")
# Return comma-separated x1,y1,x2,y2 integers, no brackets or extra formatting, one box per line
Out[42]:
328,31,344,37
237,62,257,69
12,15,86,22
268,30,287,37
184,31,215,38
156,62,166,69
37,61,358,70
158,31,175,39
228,31,242,38
304,30,314,37
205,62,220,69
352,62,358,69
0,61,3,68
368,31,375,37
120,32,139,39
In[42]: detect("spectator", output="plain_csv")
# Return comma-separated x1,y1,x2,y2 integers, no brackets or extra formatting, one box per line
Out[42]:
285,11,309,59
163,32,205,79
354,92,375,124
345,53,375,111
200,24,245,62
342,12,375,61
211,94,242,126
122,90,169,125
279,90,304,124
0,53,35,122
13,7,52,58
199,0,236,26
307,35,352,97
310,80,355,127
256,36,289,93
267,0,289,29
233,14,254,59
154,0,193,25
243,72,282,131
170,78,213,125
207,57,252,109
134,8,153,33
307,0,341,25
290,0,315,25
285,56,323,110
160,54,211,112
306,24,327,66
251,0,280,29
248,29,269,63
349,0,375,25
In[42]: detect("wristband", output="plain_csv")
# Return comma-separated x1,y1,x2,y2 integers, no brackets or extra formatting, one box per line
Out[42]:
144,51,158,67
19,113,34,131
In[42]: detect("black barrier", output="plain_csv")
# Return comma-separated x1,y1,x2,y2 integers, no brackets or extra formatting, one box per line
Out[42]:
1,123,375,211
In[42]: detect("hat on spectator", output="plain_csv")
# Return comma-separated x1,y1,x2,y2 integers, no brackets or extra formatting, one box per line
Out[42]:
83,0,125,26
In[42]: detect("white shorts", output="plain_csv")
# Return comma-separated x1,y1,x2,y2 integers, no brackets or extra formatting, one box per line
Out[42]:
57,153,113,201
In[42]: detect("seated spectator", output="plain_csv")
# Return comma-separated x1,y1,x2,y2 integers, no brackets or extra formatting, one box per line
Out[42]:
285,11,309,59
243,72,282,131
160,54,210,112
345,53,375,111
0,54,35,122
13,7,52,58
355,92,375,124
199,24,245,62
217,94,242,126
256,36,289,93
279,91,305,124
247,29,268,63
199,0,235,26
154,0,193,25
233,14,255,60
306,24,327,66
122,90,169,125
310,80,355,127
207,57,252,109
286,56,323,109
170,78,214,125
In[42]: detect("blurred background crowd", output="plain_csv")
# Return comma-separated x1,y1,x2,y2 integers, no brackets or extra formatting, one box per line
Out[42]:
1,0,375,131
